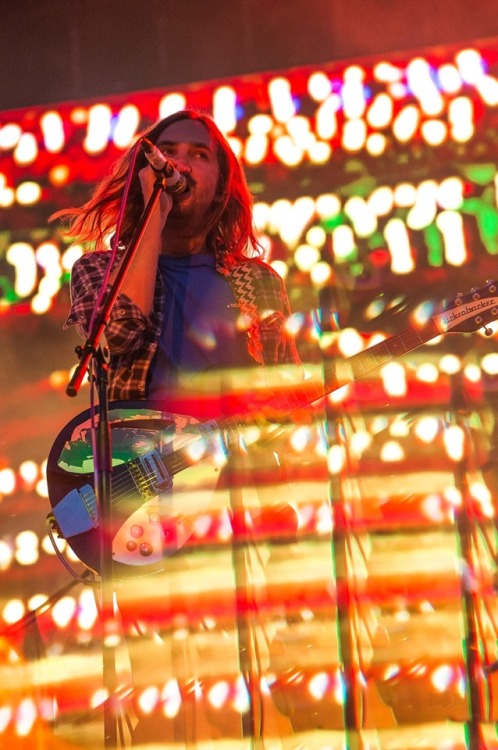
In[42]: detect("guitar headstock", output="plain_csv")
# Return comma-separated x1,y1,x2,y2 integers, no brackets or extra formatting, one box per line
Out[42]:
432,280,498,335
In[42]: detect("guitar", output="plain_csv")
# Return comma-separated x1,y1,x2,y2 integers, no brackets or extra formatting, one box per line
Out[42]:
46,282,498,576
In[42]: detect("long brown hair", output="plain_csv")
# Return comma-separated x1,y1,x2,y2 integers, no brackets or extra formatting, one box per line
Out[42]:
51,110,261,263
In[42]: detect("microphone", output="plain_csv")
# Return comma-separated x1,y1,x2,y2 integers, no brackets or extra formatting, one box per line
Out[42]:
139,137,188,195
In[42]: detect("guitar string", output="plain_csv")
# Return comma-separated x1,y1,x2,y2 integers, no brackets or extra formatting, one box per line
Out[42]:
69,325,431,510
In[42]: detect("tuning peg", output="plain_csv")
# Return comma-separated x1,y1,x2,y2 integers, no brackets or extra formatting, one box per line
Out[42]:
484,326,494,336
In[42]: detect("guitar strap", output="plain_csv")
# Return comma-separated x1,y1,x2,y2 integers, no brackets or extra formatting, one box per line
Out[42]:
229,263,265,367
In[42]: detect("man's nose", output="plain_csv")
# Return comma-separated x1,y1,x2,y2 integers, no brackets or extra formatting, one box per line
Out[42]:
170,156,192,173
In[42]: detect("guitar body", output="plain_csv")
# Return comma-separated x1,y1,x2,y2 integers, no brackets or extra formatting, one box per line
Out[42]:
47,401,228,577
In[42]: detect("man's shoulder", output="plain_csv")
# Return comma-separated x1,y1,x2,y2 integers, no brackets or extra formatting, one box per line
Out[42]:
233,257,283,285
70,250,118,280
73,250,113,268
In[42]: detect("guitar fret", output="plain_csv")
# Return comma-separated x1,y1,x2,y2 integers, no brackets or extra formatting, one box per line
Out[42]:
271,387,321,413
387,327,427,353
346,325,433,380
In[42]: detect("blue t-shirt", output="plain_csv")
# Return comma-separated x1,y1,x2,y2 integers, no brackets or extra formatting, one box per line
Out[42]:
147,254,253,399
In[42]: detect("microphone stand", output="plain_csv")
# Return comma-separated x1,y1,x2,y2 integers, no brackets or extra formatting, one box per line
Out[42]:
66,174,166,749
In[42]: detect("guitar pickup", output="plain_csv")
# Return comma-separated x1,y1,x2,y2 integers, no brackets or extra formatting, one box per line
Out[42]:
50,484,98,538
136,450,173,493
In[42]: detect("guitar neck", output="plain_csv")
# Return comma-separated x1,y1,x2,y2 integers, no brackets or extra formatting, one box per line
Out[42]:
326,319,441,389
159,319,441,475
242,319,441,422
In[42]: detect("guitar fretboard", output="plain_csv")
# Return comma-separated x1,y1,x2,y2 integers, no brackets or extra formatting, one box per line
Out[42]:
336,321,439,382
265,319,439,420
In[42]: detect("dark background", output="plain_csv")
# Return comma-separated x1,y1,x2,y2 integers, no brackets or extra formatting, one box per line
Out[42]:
0,6,497,744
2,0,498,111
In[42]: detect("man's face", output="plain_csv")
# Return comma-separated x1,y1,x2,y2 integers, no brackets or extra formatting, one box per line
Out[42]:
155,119,221,223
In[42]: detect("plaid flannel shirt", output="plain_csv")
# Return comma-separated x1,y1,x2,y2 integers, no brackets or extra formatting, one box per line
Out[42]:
65,250,301,401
